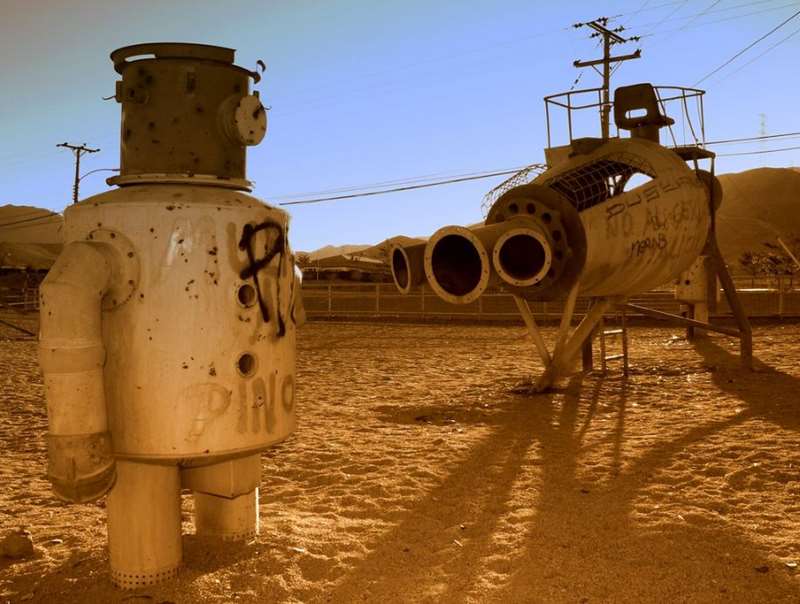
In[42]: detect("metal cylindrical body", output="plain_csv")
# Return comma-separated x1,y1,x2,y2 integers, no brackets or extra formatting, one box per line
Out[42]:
418,217,559,304
497,138,711,299
62,184,298,461
390,242,426,294
544,139,711,297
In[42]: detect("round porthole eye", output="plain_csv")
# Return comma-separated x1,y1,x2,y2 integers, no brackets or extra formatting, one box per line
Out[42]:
236,353,257,377
237,283,257,307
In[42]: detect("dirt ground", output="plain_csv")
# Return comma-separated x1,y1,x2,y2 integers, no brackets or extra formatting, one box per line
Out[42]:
1,317,800,603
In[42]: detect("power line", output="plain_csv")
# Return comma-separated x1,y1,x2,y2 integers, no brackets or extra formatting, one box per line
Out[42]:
278,168,526,206
704,131,800,145
692,8,800,86
635,0,788,30
677,0,723,31
274,130,800,206
716,144,800,157
722,23,800,79
271,166,527,201
640,0,688,36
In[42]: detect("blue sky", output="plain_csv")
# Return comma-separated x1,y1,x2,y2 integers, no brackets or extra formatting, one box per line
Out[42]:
1,0,798,251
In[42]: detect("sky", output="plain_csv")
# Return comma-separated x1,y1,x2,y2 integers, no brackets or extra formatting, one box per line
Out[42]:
0,0,798,251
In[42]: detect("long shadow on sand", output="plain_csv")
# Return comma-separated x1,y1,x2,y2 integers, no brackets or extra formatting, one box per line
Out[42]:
328,351,800,603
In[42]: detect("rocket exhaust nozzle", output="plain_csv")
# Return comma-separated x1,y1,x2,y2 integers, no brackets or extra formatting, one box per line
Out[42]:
422,217,554,304
424,226,491,305
492,226,553,288
390,242,426,294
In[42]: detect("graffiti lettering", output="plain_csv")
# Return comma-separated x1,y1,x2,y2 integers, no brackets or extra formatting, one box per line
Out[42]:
606,202,625,220
631,233,667,257
645,207,668,232
235,371,291,435
239,220,286,337
643,184,660,203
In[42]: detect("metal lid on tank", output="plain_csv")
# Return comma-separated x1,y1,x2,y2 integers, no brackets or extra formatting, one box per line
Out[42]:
107,42,267,191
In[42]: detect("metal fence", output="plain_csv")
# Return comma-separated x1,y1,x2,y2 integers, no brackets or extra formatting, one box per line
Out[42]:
1,280,797,325
0,286,39,312
302,280,800,321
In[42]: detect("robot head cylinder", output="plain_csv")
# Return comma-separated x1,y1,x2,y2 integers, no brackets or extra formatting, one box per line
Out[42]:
109,42,268,189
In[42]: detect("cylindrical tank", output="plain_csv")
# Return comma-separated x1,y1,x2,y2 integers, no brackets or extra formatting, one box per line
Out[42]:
61,185,297,460
391,138,714,304
536,138,712,298
38,43,299,590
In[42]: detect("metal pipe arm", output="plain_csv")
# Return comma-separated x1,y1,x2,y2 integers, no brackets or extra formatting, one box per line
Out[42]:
39,241,115,503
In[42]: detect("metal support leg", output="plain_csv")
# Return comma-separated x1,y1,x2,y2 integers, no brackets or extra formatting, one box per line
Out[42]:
535,296,614,391
107,461,182,589
513,295,551,366
183,454,261,541
709,238,753,369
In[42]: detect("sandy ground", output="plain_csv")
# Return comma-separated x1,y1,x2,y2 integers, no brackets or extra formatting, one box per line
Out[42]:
1,315,800,603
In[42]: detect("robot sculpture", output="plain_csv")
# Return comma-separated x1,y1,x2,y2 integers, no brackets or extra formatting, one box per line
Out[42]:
39,43,301,588
390,81,752,391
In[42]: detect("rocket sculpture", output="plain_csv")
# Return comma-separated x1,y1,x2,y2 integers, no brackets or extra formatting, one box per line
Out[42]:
39,43,301,588
391,83,751,389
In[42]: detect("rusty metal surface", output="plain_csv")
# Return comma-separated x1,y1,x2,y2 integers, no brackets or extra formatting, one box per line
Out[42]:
109,43,265,188
534,137,711,298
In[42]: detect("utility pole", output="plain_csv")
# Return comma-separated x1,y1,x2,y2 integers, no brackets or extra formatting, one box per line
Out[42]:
572,18,641,139
57,142,100,204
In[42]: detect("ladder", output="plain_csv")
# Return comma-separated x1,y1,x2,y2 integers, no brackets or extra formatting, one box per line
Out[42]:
599,307,629,374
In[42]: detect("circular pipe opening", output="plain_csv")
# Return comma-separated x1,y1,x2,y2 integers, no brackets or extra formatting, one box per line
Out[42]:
391,247,410,292
425,229,488,303
237,283,257,307
493,230,553,287
236,352,257,377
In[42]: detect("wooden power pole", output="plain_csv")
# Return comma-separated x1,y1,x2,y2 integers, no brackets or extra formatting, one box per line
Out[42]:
57,142,100,204
572,18,641,139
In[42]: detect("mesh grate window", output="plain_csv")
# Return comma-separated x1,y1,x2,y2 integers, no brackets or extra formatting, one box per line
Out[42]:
544,153,655,213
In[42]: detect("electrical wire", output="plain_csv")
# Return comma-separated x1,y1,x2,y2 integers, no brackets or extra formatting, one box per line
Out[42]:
677,0,723,31
640,0,689,36
277,168,526,206
634,0,788,29
270,167,527,201
692,8,800,86
722,24,800,79
704,132,800,145
717,145,800,157
273,130,800,206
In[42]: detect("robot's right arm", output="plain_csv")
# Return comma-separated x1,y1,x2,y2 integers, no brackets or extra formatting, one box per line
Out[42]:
39,242,116,503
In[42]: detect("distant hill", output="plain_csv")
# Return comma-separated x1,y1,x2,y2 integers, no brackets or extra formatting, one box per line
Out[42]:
716,167,800,267
306,244,371,261
304,235,427,263
0,205,63,269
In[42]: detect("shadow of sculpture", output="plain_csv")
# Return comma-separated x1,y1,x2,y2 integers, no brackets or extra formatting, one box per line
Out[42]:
328,363,799,603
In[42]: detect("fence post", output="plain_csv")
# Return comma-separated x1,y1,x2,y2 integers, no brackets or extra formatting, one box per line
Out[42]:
778,276,785,317
421,286,425,317
375,283,380,314
327,283,332,316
